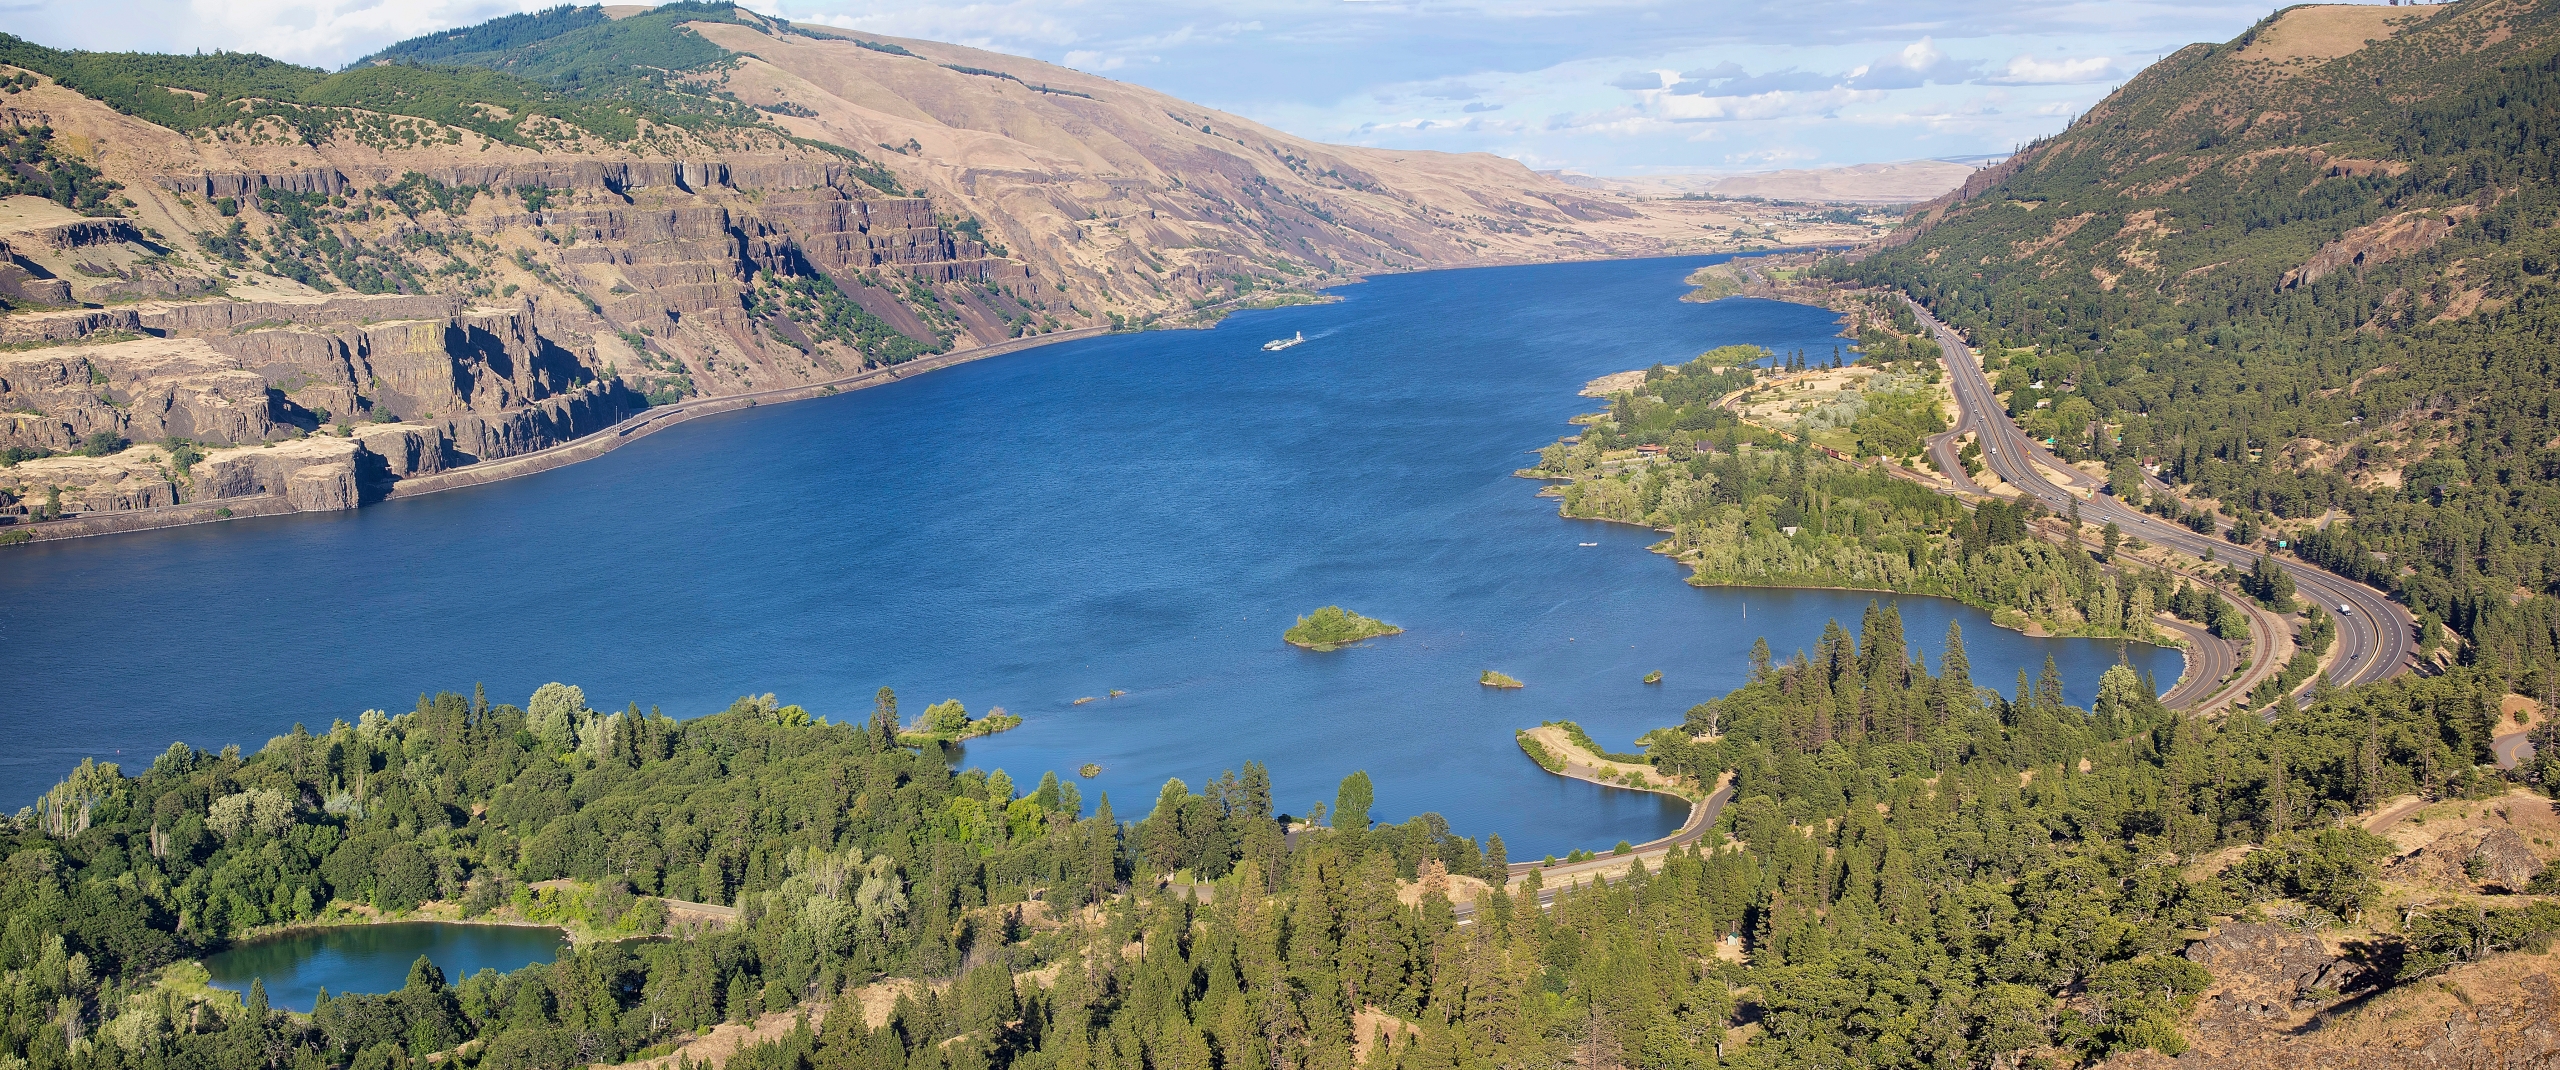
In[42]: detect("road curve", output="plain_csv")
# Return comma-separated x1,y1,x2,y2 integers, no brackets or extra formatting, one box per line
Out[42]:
2495,729,2537,771
2152,614,2237,710
1905,296,2415,704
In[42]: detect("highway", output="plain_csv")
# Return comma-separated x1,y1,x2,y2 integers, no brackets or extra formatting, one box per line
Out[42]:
1906,296,2415,706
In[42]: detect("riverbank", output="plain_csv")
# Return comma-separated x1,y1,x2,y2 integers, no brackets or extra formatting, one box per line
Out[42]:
1677,258,2335,712
5,325,1113,546
4,275,1380,549
216,878,734,956
1500,721,1735,892
1523,358,2185,654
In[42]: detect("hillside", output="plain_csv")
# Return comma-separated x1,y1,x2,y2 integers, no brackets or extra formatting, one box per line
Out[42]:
0,4,1856,537
1558,158,1993,204
1819,5,2560,1062
1842,0,2560,700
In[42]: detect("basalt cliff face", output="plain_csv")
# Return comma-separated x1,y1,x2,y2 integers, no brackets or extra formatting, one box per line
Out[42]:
0,5,1869,536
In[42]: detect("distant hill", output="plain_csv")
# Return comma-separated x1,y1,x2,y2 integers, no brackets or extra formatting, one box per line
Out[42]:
1554,158,1999,204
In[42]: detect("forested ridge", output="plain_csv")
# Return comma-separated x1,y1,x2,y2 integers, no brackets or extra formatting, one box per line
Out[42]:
0,3,895,164
20,1,2560,1064
0,682,1509,1070
8,598,2555,1070
1837,0,2560,694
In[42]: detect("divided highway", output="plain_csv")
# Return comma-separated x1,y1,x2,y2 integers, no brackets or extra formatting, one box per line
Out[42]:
1906,297,2415,703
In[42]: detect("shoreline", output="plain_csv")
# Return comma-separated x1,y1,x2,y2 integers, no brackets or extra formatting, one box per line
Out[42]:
1505,726,1735,887
1533,277,2203,692
1536,478,2189,663
5,251,1775,549
217,912,572,951
10,324,1111,546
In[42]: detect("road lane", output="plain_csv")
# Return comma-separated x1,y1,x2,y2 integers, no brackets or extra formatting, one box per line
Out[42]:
1903,296,2414,706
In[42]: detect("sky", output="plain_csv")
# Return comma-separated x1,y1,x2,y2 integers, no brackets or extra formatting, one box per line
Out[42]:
1,0,2303,174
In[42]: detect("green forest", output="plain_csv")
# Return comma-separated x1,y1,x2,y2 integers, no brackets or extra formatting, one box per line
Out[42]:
1834,0,2560,695
10,598,2554,1070
0,3,891,163
0,124,124,216
0,681,1506,1070
1532,350,2249,643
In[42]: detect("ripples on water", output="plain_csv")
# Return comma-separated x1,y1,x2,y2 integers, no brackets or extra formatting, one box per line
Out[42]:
0,257,2178,857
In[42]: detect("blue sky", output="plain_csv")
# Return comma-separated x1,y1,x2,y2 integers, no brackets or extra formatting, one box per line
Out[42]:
3,0,2298,173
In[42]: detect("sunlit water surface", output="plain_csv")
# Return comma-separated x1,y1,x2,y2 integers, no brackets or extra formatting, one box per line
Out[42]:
1,256,2177,858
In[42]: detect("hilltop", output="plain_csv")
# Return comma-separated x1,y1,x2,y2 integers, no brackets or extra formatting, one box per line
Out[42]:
1842,0,2560,695
0,3,1866,538
1822,3,2560,1061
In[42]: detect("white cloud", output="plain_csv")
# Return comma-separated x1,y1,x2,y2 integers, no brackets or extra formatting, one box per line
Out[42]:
1724,145,1820,166
1986,53,2122,84
2,0,2281,177
1844,37,1980,90
1648,87,1882,123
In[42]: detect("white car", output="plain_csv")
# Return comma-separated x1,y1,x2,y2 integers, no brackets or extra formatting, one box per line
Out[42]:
2339,604,2352,615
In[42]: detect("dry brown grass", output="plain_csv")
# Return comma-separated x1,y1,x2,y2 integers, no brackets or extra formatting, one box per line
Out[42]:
2236,4,2426,65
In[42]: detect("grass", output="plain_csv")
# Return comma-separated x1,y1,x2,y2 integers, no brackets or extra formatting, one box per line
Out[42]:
1515,730,1563,772
1544,720,1647,764
1283,606,1402,651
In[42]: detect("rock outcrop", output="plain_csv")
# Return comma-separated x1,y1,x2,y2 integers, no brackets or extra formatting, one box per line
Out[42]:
2468,828,2543,894
2184,922,2379,1016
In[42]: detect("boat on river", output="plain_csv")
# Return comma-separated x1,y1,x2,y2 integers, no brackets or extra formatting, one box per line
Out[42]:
1263,331,1304,351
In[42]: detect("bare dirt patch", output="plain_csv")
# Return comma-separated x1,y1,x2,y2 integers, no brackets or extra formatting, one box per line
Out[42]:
1351,1007,1420,1065
1522,724,1685,792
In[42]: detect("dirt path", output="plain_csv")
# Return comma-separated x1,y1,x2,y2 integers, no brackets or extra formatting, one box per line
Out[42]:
2362,794,2430,834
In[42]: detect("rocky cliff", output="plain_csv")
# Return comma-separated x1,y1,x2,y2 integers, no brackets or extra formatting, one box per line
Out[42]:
0,3,1875,536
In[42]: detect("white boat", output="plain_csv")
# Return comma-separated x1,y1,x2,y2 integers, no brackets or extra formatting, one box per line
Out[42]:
1262,331,1305,351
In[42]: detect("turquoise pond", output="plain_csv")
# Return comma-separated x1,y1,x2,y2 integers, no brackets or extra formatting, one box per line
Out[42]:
203,923,565,1012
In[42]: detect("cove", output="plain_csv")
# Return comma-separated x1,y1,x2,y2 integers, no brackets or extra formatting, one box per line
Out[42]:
203,922,565,1013
0,256,2179,859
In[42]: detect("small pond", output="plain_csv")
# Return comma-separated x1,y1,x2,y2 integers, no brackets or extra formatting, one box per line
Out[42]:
203,922,566,1012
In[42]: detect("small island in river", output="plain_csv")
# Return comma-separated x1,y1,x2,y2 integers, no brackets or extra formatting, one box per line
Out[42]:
1480,670,1524,689
899,699,1022,744
1283,606,1403,651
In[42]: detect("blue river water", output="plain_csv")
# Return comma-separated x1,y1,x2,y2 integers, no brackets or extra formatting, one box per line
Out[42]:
203,922,565,1012
1,256,2177,858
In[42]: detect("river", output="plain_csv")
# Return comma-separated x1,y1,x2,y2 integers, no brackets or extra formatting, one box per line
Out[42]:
1,256,2178,858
